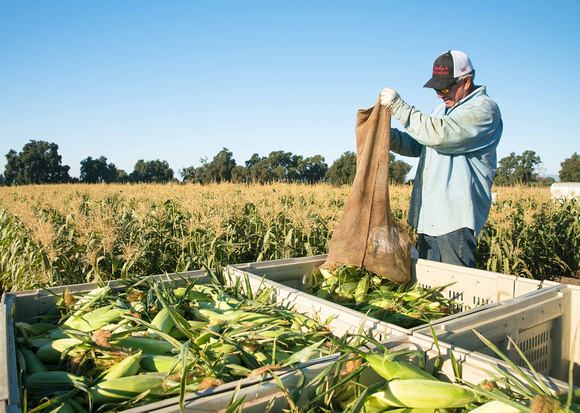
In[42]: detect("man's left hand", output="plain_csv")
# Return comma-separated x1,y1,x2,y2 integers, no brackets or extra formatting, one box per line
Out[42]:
380,87,398,108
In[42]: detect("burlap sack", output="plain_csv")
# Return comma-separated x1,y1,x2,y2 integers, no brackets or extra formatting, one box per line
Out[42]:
320,97,411,284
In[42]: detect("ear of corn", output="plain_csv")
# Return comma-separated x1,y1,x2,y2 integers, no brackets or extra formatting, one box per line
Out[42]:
63,305,124,332
36,338,85,363
141,354,181,373
88,373,167,404
375,379,477,409
20,347,48,374
99,350,142,381
26,371,87,392
469,400,524,412
365,353,437,381
148,307,175,336
110,337,176,355
44,400,76,413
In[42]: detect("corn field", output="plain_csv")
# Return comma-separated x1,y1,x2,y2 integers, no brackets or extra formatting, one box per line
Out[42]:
0,183,578,293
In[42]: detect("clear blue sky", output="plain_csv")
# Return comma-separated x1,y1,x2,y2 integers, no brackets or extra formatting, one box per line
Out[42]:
1,1,579,180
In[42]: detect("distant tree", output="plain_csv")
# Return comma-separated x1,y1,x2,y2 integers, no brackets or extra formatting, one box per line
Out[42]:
4,140,70,185
205,147,236,183
560,152,580,182
494,150,542,185
117,169,129,183
0,174,6,186
180,166,197,183
326,151,357,186
297,155,328,183
130,159,174,183
80,156,119,183
245,154,273,184
231,165,248,183
265,151,294,182
389,154,412,185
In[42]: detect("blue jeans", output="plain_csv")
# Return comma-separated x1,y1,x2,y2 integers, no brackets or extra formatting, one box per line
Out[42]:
417,228,477,268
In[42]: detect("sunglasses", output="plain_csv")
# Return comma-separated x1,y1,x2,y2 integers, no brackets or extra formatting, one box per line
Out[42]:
435,78,462,94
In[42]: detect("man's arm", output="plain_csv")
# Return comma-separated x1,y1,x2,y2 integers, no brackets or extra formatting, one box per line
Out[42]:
390,128,424,157
383,89,501,155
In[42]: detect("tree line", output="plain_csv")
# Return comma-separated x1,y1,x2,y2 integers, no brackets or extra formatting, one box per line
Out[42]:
2,140,579,187
1,140,411,186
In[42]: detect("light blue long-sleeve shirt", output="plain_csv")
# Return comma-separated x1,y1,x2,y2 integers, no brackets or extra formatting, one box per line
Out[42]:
389,86,503,237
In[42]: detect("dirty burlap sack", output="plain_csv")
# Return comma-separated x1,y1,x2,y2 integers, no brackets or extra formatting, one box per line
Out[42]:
320,97,411,284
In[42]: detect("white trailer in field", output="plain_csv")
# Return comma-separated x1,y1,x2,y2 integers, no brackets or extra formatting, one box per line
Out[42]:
550,182,580,199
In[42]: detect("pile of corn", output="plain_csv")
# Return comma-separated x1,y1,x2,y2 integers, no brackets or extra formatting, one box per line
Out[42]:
329,336,580,413
314,266,459,328
15,272,340,412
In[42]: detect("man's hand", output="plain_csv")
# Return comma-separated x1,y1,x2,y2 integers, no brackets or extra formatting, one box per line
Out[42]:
380,87,398,109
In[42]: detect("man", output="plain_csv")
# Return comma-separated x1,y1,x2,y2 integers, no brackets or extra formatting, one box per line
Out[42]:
380,50,503,267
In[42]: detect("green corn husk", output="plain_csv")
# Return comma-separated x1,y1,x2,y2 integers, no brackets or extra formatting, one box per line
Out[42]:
20,347,48,374
26,371,87,392
364,353,437,381
148,307,175,335
88,373,167,404
469,400,524,412
63,305,125,332
375,379,477,409
141,354,181,373
111,337,177,355
36,338,85,363
99,351,142,381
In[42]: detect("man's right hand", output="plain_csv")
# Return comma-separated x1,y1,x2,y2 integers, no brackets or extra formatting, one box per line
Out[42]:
380,87,398,109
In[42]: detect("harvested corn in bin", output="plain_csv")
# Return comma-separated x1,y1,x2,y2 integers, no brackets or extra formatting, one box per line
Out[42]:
14,270,343,412
313,265,460,328
312,334,580,412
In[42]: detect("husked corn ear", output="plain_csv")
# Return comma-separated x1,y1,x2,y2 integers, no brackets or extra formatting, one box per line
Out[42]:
100,351,142,381
376,379,477,409
365,353,437,381
89,373,167,403
26,371,87,392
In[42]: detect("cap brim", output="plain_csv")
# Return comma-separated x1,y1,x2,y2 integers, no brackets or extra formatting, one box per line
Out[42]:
423,77,456,89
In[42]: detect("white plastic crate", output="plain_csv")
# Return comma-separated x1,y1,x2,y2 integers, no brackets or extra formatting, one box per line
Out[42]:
230,255,579,385
179,334,571,412
1,268,407,413
413,284,574,382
